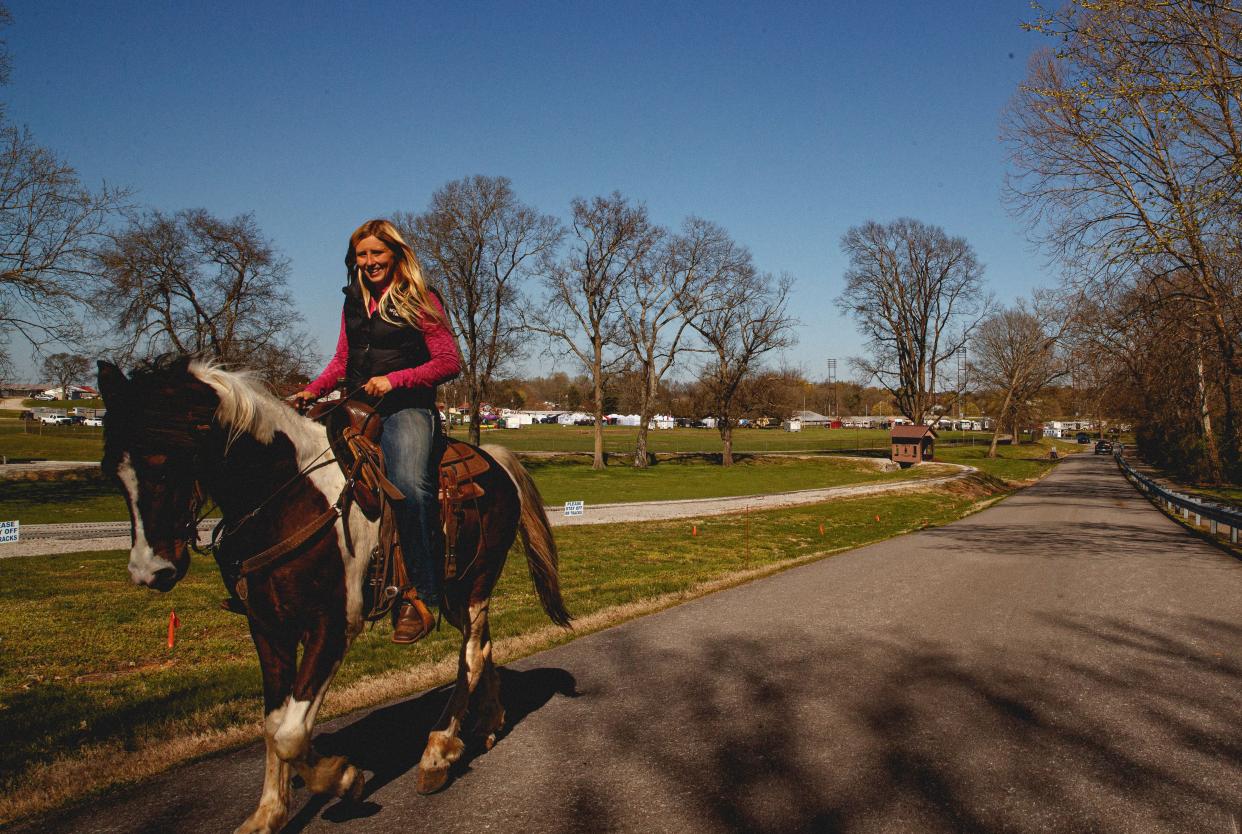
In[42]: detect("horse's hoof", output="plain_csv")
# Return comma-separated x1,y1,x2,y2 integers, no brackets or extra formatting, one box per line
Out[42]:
343,766,366,802
416,765,449,795
484,733,497,751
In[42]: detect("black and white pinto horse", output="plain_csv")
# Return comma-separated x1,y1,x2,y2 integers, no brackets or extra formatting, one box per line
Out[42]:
98,356,570,834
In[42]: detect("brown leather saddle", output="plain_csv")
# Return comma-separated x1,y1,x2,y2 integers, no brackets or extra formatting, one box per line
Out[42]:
306,399,492,611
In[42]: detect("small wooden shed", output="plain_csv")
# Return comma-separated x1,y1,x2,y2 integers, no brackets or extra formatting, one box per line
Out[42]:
891,424,937,466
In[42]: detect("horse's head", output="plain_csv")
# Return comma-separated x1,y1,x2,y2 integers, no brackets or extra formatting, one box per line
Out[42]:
98,356,218,591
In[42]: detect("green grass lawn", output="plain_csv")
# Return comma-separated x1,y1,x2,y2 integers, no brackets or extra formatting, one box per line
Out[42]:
0,483,993,808
455,423,993,454
19,398,104,410
0,420,103,462
0,435,1058,526
524,454,940,505
938,438,1076,483
0,475,127,524
0,455,930,524
0,420,993,464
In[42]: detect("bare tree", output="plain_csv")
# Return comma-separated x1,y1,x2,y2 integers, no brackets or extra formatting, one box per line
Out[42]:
971,296,1068,457
618,217,749,467
692,267,796,466
1007,1,1242,474
0,123,126,351
91,209,314,381
39,352,89,400
528,193,660,470
398,176,562,445
835,218,990,425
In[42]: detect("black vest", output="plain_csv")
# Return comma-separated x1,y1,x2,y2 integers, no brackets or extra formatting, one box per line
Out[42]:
342,279,436,415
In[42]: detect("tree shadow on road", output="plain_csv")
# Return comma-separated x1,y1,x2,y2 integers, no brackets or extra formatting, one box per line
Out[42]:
542,613,1242,834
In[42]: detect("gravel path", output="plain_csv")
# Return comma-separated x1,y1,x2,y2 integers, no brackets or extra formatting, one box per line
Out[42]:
0,463,974,557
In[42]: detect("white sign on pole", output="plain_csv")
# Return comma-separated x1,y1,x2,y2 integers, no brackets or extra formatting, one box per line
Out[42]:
0,520,18,543
563,501,584,517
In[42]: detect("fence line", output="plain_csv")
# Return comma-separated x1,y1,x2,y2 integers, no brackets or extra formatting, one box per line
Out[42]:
1115,452,1242,545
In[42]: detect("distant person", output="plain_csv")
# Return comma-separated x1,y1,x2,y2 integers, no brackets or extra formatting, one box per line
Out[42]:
294,219,461,644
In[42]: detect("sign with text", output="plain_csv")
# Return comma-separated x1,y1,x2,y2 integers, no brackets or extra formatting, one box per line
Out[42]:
563,501,584,517
0,520,18,543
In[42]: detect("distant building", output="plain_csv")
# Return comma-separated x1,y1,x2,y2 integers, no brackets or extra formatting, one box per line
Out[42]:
891,425,938,466
792,410,831,427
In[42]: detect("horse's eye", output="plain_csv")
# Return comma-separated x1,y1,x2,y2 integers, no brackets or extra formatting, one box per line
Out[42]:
141,454,170,484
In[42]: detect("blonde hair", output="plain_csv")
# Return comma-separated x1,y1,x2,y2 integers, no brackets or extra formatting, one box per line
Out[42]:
345,219,445,328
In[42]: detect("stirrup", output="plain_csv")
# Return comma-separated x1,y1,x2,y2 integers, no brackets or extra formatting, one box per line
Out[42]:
392,595,434,644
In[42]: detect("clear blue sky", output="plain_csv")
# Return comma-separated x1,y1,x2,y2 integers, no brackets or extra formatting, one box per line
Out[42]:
5,1,1049,384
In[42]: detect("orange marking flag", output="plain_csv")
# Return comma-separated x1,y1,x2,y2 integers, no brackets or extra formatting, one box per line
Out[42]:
167,610,181,648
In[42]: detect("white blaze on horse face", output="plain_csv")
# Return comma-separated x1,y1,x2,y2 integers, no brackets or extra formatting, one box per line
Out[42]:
117,452,175,587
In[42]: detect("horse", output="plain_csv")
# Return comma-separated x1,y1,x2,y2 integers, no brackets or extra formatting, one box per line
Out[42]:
97,355,571,834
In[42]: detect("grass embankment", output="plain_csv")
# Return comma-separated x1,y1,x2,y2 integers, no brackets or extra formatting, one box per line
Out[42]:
1132,461,1242,511
0,441,1063,824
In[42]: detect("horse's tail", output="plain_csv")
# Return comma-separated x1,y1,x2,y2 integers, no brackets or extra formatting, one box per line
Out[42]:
484,445,572,627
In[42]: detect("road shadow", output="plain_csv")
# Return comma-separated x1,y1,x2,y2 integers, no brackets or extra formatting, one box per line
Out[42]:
542,613,1242,834
280,666,577,832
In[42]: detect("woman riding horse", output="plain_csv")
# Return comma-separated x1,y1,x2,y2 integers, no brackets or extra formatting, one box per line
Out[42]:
99,354,570,833
293,219,459,644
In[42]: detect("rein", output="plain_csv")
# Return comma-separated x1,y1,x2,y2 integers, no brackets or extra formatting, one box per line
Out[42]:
210,385,375,586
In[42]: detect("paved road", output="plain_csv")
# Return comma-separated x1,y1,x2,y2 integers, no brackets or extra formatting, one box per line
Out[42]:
17,454,1242,833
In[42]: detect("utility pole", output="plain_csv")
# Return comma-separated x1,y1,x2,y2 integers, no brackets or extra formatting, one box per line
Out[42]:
826,358,838,419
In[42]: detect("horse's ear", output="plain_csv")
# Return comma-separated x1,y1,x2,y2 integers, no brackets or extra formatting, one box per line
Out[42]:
97,361,129,404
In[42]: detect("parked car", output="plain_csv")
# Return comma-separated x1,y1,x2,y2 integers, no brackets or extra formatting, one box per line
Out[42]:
39,415,72,425
1076,432,1091,444
1094,440,1113,455
32,393,54,400
82,416,104,427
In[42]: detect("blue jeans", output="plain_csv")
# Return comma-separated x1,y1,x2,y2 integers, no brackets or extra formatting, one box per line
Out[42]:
380,407,439,605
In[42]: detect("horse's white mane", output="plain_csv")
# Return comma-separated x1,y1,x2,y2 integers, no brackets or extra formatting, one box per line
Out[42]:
189,360,324,458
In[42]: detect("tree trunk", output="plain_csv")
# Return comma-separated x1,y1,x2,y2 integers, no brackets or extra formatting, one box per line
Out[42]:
719,421,734,466
987,390,1013,459
1195,341,1223,482
633,373,658,468
1217,361,1239,480
633,418,650,468
468,385,482,447
469,403,481,447
592,367,605,471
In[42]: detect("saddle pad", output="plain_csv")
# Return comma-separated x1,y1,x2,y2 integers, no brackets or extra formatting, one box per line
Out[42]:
440,440,491,483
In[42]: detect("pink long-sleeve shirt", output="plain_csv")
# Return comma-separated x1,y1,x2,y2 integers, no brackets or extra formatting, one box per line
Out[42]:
306,290,460,398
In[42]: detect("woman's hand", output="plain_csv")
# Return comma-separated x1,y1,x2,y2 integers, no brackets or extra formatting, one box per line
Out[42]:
364,375,393,397
291,390,317,413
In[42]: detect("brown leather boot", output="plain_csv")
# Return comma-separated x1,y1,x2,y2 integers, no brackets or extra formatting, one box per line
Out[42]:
392,594,435,644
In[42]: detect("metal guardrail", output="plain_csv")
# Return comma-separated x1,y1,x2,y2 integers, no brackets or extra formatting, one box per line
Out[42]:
1115,452,1242,544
